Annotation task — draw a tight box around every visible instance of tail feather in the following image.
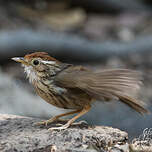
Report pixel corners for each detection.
[78,69,149,114]
[115,94,149,114]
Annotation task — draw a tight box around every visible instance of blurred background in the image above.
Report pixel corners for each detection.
[1,0,152,140]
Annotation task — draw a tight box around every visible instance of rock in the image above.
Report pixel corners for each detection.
[0,114,128,152]
[130,128,152,152]
[130,141,152,152]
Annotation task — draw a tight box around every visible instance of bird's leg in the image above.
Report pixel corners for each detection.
[48,104,91,130]
[36,109,81,126]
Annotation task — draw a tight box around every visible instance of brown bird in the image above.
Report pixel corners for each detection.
[12,52,148,130]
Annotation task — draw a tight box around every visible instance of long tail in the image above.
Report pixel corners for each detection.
[77,69,149,114]
[115,93,149,114]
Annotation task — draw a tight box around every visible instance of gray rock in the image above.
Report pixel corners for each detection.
[130,128,152,152]
[130,140,152,152]
[0,114,128,152]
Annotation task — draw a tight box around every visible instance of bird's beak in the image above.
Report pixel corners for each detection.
[11,57,28,65]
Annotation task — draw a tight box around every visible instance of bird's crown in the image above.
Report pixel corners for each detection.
[24,52,57,61]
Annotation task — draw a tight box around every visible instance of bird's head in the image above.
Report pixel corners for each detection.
[12,52,61,83]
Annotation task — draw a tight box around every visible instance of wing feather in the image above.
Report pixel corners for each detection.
[55,67,148,114]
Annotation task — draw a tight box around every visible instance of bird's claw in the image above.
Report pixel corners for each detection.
[35,117,58,126]
[34,120,50,126]
[48,123,70,131]
[34,118,70,127]
[72,120,88,125]
[57,118,70,122]
[55,123,63,126]
[48,120,88,131]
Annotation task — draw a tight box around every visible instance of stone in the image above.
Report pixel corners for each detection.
[0,114,128,152]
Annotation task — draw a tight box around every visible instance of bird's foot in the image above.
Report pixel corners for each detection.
[48,120,88,130]
[72,120,88,125]
[57,118,70,122]
[35,118,69,126]
[48,123,70,131]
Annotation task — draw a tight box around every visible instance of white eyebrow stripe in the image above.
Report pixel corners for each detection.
[41,61,56,64]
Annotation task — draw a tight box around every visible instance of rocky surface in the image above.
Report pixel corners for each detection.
[130,141,152,152]
[130,128,152,152]
[0,114,129,152]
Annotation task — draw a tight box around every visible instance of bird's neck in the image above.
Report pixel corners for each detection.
[23,63,71,84]
[23,65,38,84]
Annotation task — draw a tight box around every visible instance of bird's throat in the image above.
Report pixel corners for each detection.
[23,65,38,83]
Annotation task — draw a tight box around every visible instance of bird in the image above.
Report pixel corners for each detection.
[12,52,149,130]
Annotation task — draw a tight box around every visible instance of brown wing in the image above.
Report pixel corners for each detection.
[55,66,149,114]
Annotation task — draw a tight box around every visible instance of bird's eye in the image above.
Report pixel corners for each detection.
[32,59,39,66]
